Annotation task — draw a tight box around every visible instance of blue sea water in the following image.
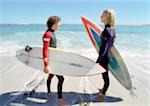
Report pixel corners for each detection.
[0,24,149,52]
[0,24,150,72]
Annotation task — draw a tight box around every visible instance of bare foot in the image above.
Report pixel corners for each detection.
[58,98,70,106]
[98,88,103,94]
[47,90,51,96]
[79,102,90,106]
[98,94,105,102]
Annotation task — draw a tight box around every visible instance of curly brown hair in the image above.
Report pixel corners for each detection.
[47,16,61,29]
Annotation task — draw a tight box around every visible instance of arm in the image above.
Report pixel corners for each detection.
[97,29,114,62]
[100,35,113,57]
[42,32,51,73]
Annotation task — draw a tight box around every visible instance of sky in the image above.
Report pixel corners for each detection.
[0,0,149,25]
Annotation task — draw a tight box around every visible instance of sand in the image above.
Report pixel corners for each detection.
[0,56,150,106]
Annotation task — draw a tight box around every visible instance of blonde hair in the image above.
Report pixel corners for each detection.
[103,9,116,27]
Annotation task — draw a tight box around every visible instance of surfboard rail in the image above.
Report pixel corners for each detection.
[81,16,132,90]
[16,46,106,77]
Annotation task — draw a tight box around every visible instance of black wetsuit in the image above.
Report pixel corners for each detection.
[96,24,116,94]
[43,29,64,99]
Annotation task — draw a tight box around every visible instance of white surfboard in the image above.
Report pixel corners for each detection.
[16,46,105,76]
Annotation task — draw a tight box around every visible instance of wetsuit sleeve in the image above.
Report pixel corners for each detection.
[99,29,114,59]
[42,32,51,67]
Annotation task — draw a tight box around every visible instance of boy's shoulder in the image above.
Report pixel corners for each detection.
[43,31,51,38]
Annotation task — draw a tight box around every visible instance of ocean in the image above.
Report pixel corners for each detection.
[0,24,150,106]
[0,24,150,73]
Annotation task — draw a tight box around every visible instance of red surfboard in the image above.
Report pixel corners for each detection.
[81,16,132,90]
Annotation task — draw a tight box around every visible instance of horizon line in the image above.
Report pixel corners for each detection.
[0,23,150,26]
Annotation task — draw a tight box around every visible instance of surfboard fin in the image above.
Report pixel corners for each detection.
[25,45,32,52]
[130,89,137,97]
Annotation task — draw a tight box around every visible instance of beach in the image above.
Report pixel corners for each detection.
[0,24,150,106]
[0,56,150,106]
